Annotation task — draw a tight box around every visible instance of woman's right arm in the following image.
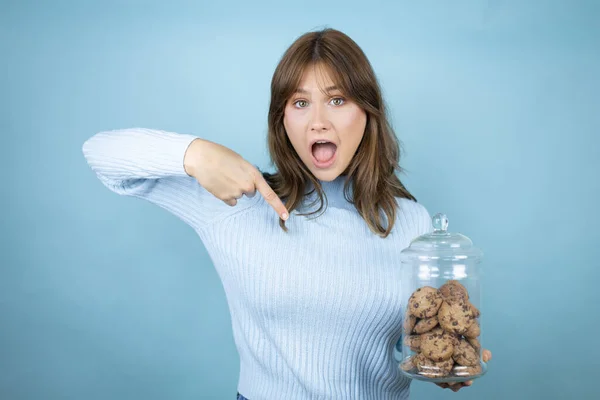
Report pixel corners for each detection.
[82,127,229,231]
[82,127,288,230]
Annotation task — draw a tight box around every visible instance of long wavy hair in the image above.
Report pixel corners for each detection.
[262,28,416,238]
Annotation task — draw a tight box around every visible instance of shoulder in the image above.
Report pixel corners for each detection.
[395,197,433,238]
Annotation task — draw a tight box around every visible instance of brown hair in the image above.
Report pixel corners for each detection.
[262,28,416,238]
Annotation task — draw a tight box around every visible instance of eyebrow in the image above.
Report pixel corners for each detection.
[294,85,340,94]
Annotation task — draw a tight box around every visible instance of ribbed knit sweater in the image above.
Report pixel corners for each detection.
[82,128,434,400]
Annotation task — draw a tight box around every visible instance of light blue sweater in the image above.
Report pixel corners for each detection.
[82,128,433,400]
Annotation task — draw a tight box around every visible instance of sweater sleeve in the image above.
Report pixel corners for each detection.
[82,127,217,230]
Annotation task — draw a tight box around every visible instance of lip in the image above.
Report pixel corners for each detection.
[309,138,338,148]
[309,138,338,169]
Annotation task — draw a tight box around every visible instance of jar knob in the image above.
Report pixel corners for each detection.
[432,213,449,232]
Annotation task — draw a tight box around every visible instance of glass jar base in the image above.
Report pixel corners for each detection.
[399,362,487,384]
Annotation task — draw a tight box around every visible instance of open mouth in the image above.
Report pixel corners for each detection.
[311,140,338,168]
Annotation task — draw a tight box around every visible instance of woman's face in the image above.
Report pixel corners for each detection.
[283,65,367,182]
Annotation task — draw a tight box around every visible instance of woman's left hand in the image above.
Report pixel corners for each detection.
[435,349,492,392]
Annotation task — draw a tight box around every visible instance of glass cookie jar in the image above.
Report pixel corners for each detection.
[397,213,487,383]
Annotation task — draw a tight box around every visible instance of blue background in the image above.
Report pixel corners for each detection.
[2,0,599,399]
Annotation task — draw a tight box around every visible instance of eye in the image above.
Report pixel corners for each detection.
[330,97,345,106]
[293,100,308,108]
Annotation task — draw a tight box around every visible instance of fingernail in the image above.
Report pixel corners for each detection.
[282,212,289,220]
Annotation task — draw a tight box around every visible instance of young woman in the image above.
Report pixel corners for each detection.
[83,28,491,399]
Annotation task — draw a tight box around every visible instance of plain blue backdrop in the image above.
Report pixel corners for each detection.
[1,1,599,399]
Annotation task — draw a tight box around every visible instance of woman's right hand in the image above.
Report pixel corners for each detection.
[184,138,289,220]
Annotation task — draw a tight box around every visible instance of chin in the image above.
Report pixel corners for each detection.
[310,167,343,182]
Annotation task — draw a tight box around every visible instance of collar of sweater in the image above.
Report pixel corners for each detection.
[297,175,355,213]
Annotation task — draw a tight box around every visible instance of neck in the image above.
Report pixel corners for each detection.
[300,175,354,212]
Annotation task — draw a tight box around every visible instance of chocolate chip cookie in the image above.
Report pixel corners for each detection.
[464,320,480,338]
[408,286,443,319]
[466,336,481,351]
[420,327,454,362]
[413,316,439,334]
[438,298,474,335]
[403,313,417,334]
[453,338,479,367]
[416,356,454,378]
[403,334,421,352]
[439,280,469,301]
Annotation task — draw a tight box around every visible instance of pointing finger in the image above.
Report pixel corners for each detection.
[252,169,289,220]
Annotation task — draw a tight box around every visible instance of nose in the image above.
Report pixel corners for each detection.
[309,103,331,132]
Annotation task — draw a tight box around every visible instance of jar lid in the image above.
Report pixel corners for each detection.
[400,213,483,262]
